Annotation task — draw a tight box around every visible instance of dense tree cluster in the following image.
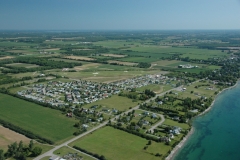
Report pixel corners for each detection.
[0,57,81,73]
[0,140,42,160]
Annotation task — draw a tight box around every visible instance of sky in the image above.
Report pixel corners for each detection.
[0,0,240,30]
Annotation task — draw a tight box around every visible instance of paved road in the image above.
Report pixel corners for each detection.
[35,86,183,160]
[149,114,165,133]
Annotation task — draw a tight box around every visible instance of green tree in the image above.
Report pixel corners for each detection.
[0,150,5,160]
[32,147,42,156]
[28,140,34,152]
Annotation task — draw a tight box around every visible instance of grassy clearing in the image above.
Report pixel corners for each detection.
[137,84,173,93]
[40,156,51,160]
[70,126,171,160]
[163,119,190,130]
[83,95,139,111]
[48,70,162,83]
[0,93,78,144]
[53,146,95,160]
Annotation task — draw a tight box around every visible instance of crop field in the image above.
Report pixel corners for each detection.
[128,46,228,60]
[0,93,78,144]
[118,57,160,63]
[0,56,14,60]
[0,125,30,151]
[6,63,40,68]
[70,126,171,160]
[108,60,138,66]
[93,40,141,48]
[83,95,139,111]
[53,146,95,160]
[0,42,37,47]
[65,56,95,61]
[43,40,81,45]
[102,53,126,57]
[50,58,90,64]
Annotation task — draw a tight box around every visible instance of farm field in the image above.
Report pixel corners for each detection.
[0,93,78,144]
[70,126,171,160]
[93,40,141,48]
[6,63,40,68]
[0,125,30,151]
[65,56,95,61]
[53,146,95,160]
[102,53,126,57]
[108,60,137,66]
[50,58,90,64]
[83,95,139,111]
[128,46,228,60]
[118,57,160,63]
[0,56,14,60]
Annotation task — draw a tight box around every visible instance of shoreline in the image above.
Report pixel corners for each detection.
[165,81,239,160]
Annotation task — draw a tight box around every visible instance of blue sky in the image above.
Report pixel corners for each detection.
[1,0,240,30]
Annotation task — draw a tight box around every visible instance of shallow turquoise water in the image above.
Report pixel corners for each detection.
[174,82,240,160]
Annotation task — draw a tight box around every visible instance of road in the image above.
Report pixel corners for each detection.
[34,86,183,160]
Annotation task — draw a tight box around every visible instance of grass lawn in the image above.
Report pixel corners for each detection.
[0,93,78,144]
[163,119,190,130]
[40,157,51,160]
[53,146,95,160]
[83,95,139,111]
[70,126,171,160]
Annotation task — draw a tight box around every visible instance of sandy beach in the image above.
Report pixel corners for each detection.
[165,81,239,160]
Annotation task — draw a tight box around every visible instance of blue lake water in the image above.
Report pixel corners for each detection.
[174,82,240,160]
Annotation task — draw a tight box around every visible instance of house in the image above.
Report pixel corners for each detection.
[169,133,174,139]
[158,101,163,105]
[82,124,89,128]
[152,113,158,118]
[49,156,60,160]
[112,108,118,114]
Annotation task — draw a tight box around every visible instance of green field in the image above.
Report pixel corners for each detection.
[119,57,160,63]
[93,40,141,48]
[53,146,95,160]
[163,119,190,130]
[6,63,40,68]
[70,126,171,160]
[128,46,228,60]
[83,95,139,111]
[48,70,162,83]
[0,93,78,144]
